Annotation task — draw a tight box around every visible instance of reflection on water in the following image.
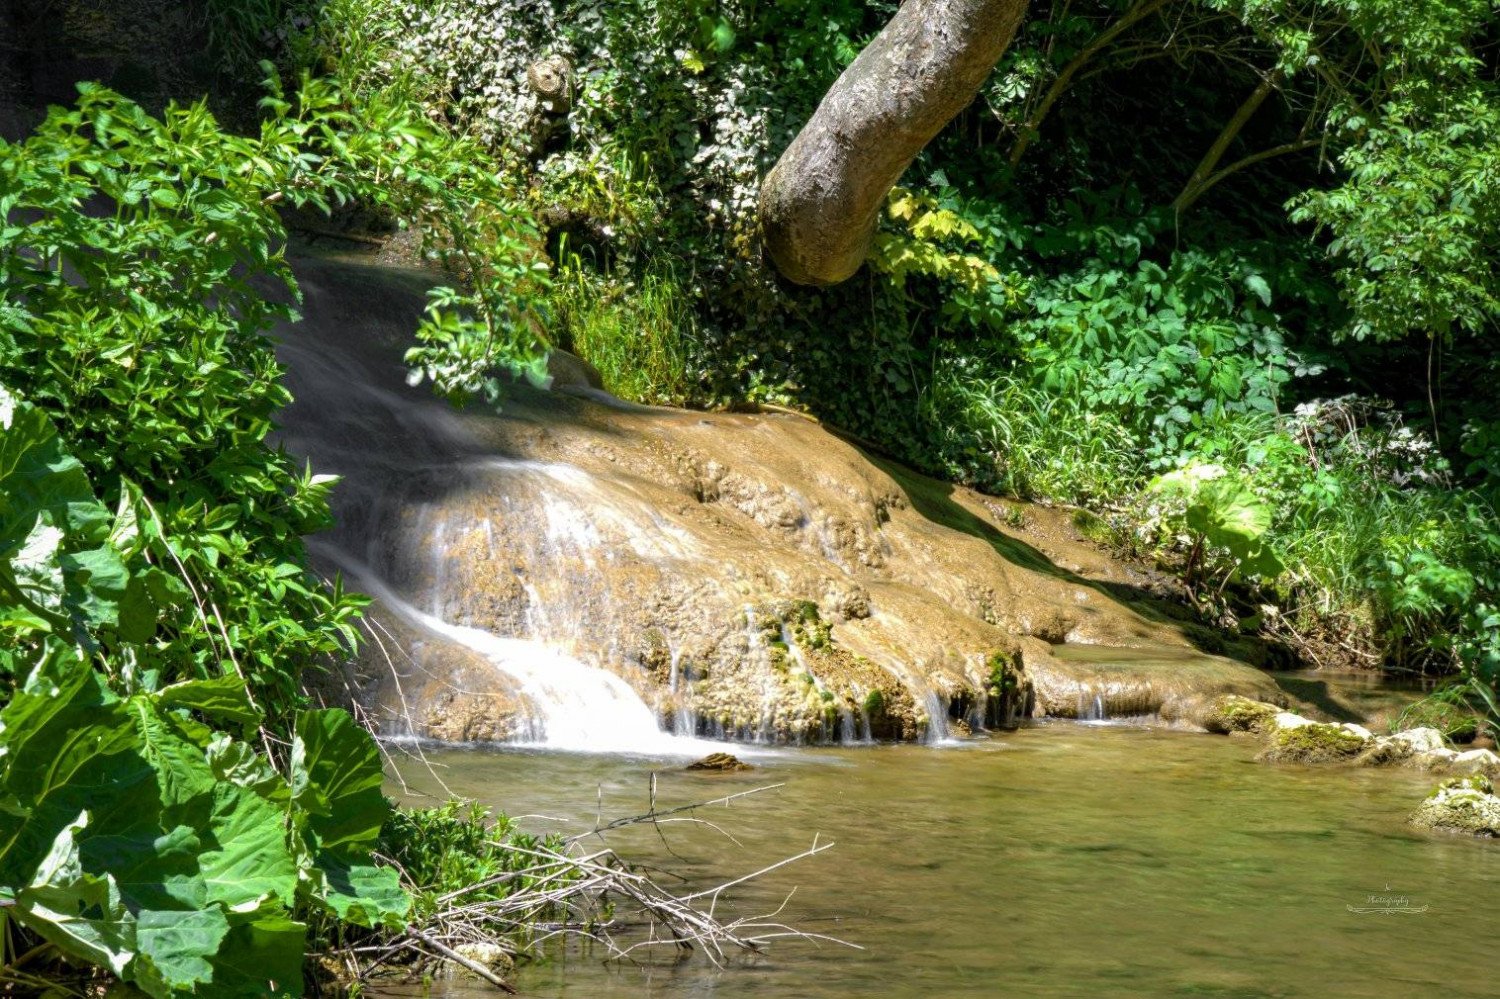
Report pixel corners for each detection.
[386,725,1498,998]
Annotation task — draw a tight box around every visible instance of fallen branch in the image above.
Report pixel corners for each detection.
[325,777,852,992]
[406,925,518,994]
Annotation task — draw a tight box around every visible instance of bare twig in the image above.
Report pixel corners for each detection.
[406,924,518,994]
[569,782,786,843]
[326,778,851,991]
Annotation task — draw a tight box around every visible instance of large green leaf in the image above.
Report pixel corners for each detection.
[124,698,298,913]
[1149,462,1283,581]
[134,906,232,996]
[3,812,135,977]
[1189,478,1273,550]
[291,708,390,856]
[196,779,300,913]
[317,857,410,930]
[0,385,127,635]
[157,675,262,729]
[205,907,307,999]
[0,656,306,996]
[290,709,411,930]
[0,656,148,886]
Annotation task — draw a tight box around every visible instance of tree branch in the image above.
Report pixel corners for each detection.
[1176,137,1322,211]
[1008,0,1174,165]
[1172,67,1284,213]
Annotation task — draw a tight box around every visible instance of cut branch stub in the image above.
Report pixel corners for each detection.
[528,56,573,114]
[758,0,1029,286]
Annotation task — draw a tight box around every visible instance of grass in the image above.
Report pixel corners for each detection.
[920,359,1145,504]
[550,263,698,405]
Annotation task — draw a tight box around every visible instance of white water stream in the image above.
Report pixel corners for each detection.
[317,547,724,755]
[276,290,728,755]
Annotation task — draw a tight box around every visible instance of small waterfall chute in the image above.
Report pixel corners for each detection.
[322,549,721,755]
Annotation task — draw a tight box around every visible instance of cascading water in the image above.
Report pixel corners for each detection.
[313,547,703,754]
[272,256,1292,749]
[273,267,717,755]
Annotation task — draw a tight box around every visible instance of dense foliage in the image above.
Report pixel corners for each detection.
[0,59,542,993]
[0,85,364,720]
[0,383,407,995]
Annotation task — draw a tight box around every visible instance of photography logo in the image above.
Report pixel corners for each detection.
[1346,885,1429,915]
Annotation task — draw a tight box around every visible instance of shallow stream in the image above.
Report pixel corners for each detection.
[385,723,1499,999]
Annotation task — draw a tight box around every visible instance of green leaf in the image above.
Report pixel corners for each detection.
[3,812,135,978]
[1194,479,1273,549]
[0,386,127,635]
[196,777,300,913]
[291,709,389,857]
[317,857,411,930]
[157,676,262,728]
[0,656,146,885]
[205,907,307,999]
[1244,273,1273,306]
[133,906,231,996]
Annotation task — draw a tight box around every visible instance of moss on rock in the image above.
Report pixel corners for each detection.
[1409,774,1500,837]
[1257,722,1369,764]
[686,752,753,773]
[1203,695,1282,735]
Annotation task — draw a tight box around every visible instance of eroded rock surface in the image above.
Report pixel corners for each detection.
[1410,775,1500,837]
[277,256,1287,746]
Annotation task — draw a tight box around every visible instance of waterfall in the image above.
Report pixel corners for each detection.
[274,273,720,754]
[322,548,711,754]
[271,257,1289,750]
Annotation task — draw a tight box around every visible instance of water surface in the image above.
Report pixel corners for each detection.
[387,725,1498,998]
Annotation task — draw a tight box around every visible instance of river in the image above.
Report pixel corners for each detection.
[383,721,1498,998]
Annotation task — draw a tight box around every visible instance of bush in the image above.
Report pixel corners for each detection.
[0,66,557,995]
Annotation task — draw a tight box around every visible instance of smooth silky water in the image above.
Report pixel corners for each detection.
[382,725,1499,999]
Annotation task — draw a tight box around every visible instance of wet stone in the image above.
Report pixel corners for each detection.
[686,752,753,772]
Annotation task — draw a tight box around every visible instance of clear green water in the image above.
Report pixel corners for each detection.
[386,724,1499,999]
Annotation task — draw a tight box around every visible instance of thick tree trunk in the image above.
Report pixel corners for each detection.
[759,0,1029,286]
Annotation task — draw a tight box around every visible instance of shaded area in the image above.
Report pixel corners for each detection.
[1272,671,1433,729]
[870,454,1271,665]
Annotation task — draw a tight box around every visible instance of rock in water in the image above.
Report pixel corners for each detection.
[686,753,753,773]
[1354,727,1454,769]
[449,942,516,981]
[1410,774,1500,837]
[1201,694,1282,735]
[1257,719,1371,764]
[1454,748,1500,776]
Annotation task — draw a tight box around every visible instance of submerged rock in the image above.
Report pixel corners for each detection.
[686,752,753,773]
[1409,774,1500,837]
